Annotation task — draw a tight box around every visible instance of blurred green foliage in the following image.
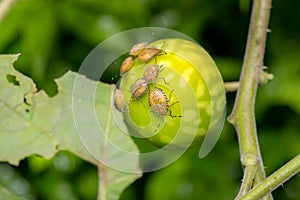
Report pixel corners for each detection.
[0,0,299,199]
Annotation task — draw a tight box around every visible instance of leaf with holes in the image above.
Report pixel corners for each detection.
[0,54,141,200]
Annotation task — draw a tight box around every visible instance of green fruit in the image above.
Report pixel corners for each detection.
[119,38,226,149]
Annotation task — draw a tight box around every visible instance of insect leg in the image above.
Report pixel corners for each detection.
[168,110,182,118]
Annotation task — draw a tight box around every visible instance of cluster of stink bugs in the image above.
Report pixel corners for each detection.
[114,41,182,132]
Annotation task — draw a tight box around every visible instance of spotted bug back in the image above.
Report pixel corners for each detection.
[120,56,134,75]
[130,78,148,100]
[129,41,149,56]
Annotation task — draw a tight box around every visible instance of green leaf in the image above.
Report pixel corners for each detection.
[0,185,27,200]
[0,54,55,163]
[0,54,141,200]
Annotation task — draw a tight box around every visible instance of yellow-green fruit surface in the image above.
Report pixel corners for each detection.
[119,38,226,149]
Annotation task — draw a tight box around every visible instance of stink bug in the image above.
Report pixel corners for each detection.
[148,88,182,132]
[148,88,181,117]
[130,78,148,100]
[148,88,169,116]
[143,64,168,85]
[120,56,134,75]
[137,42,166,63]
[137,48,164,63]
[114,88,125,112]
[129,41,148,56]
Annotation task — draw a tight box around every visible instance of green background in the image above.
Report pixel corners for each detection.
[0,0,299,199]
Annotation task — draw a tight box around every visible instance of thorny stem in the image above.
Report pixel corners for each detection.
[227,0,272,199]
[236,164,257,199]
[241,155,300,200]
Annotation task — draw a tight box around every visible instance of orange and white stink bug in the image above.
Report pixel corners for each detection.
[130,78,148,100]
[129,41,149,56]
[143,64,168,84]
[143,64,160,83]
[137,41,166,63]
[120,56,134,75]
[137,48,163,62]
[114,88,125,111]
[148,88,182,132]
[148,88,181,118]
[148,88,169,116]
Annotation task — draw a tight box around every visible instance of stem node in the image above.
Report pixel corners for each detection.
[241,152,258,166]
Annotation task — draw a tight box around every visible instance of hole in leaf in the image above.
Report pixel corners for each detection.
[6,74,20,86]
[23,95,31,105]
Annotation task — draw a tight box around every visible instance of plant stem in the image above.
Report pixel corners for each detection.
[235,164,257,199]
[240,155,300,200]
[224,81,239,92]
[227,0,272,198]
[224,71,273,92]
[97,163,107,200]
